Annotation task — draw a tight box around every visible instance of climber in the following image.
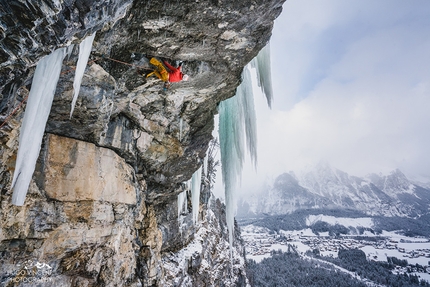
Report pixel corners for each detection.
[145,57,189,88]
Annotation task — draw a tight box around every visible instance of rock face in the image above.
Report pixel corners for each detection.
[0,0,284,286]
[43,134,137,204]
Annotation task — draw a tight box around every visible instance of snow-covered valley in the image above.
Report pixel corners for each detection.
[241,215,430,284]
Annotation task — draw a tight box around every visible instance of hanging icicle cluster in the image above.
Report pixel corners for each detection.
[218,43,273,251]
[251,43,273,108]
[11,48,69,206]
[177,166,202,227]
[11,33,96,206]
[218,65,258,251]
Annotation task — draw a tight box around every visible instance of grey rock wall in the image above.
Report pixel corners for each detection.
[0,0,285,285]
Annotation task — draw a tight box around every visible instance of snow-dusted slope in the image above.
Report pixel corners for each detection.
[366,169,416,197]
[161,200,249,287]
[297,161,396,215]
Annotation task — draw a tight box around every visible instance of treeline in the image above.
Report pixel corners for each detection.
[311,221,350,236]
[246,248,367,287]
[373,216,430,237]
[310,249,430,287]
[244,208,430,237]
[244,208,368,232]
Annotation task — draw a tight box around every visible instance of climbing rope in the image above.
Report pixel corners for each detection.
[60,58,98,75]
[0,55,152,130]
[0,94,30,130]
[100,55,152,70]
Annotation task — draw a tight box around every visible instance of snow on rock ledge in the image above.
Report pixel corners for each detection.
[161,200,249,286]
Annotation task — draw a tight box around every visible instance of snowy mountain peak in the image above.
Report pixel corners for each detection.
[366,169,415,196]
[298,161,355,199]
[239,165,430,218]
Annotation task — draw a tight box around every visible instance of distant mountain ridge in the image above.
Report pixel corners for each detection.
[237,162,430,217]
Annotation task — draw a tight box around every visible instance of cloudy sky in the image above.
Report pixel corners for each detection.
[221,0,430,196]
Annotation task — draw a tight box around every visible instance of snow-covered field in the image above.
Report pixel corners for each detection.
[241,223,430,283]
[379,230,429,242]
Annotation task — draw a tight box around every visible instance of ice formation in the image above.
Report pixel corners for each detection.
[177,190,188,218]
[65,44,74,60]
[203,153,209,178]
[238,66,258,167]
[11,47,68,206]
[218,65,257,251]
[70,32,96,118]
[191,166,202,223]
[251,43,273,108]
[179,117,183,141]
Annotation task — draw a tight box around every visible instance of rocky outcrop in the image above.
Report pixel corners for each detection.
[160,199,248,287]
[0,0,284,285]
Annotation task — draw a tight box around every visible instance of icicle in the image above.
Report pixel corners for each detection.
[65,44,74,60]
[203,153,209,178]
[70,32,96,118]
[218,65,258,254]
[177,189,187,235]
[191,166,202,224]
[219,98,242,254]
[177,190,187,218]
[251,43,273,108]
[238,67,257,166]
[179,117,183,141]
[11,47,68,206]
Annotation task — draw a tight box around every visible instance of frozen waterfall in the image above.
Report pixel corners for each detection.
[218,65,257,251]
[191,167,202,223]
[238,66,258,167]
[251,43,273,108]
[70,32,96,118]
[11,47,68,206]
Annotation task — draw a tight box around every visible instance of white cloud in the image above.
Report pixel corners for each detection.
[237,0,430,195]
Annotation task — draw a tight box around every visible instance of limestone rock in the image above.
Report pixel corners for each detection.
[43,134,137,205]
[0,0,285,285]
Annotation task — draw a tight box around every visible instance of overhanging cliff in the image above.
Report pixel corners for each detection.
[0,0,285,286]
